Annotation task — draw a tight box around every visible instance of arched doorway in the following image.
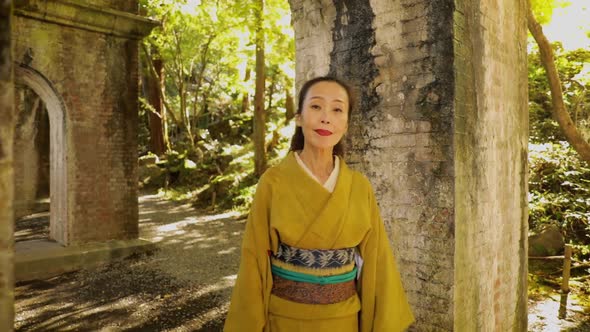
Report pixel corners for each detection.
[15,64,68,245]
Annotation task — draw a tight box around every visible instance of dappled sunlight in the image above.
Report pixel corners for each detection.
[529,294,589,331]
[218,247,238,255]
[15,229,35,238]
[138,191,244,244]
[223,274,237,281]
[156,221,192,232]
[195,302,232,329]
[15,212,49,242]
[185,236,207,244]
[15,192,246,330]
[193,278,235,298]
[201,211,242,221]
[543,1,590,51]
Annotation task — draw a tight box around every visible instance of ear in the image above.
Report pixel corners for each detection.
[295,113,302,127]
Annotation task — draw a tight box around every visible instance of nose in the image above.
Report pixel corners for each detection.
[320,110,331,124]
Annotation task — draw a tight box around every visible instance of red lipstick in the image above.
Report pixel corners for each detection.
[315,129,333,136]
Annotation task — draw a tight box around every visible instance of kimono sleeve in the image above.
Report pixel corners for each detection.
[358,187,414,332]
[223,175,273,332]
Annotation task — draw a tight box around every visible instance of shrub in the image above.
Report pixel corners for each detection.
[528,141,590,250]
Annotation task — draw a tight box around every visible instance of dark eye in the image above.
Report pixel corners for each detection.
[311,104,321,110]
[334,108,343,113]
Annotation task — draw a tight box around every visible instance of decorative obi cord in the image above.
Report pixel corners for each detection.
[270,243,360,304]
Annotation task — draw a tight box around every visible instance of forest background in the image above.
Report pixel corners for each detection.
[137,0,590,294]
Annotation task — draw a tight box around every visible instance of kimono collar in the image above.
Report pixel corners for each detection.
[294,151,340,192]
[280,152,354,248]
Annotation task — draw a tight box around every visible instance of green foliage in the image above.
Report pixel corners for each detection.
[528,42,590,142]
[528,142,590,249]
[527,2,590,259]
[138,0,295,209]
[140,0,294,150]
[137,97,153,156]
[210,146,257,208]
[153,150,198,186]
[530,0,571,25]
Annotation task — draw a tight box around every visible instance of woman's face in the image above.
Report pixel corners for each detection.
[296,81,349,152]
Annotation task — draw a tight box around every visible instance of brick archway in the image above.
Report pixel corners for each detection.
[15,65,68,245]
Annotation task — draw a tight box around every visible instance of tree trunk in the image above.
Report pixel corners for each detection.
[172,30,194,148]
[0,1,14,329]
[191,34,214,127]
[146,58,166,155]
[141,43,180,131]
[267,80,274,112]
[179,81,194,147]
[253,0,267,176]
[241,68,251,114]
[527,2,590,164]
[160,63,171,151]
[285,89,295,124]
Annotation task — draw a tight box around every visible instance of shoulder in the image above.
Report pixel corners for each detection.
[253,171,276,200]
[259,152,297,185]
[254,159,287,195]
[341,161,374,193]
[352,170,372,188]
[354,171,377,204]
[258,163,282,187]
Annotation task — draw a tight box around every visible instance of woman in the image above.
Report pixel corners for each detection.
[224,77,414,331]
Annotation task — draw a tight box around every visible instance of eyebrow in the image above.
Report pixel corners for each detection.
[309,96,345,103]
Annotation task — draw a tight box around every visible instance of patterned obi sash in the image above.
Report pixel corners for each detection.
[270,243,358,304]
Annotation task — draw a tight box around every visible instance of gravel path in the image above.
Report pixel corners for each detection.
[15,193,245,331]
[14,193,589,331]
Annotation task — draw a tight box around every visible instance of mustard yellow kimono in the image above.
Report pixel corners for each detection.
[224,152,414,332]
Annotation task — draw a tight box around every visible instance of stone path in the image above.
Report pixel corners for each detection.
[15,193,245,331]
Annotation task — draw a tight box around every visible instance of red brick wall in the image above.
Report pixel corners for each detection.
[13,14,139,244]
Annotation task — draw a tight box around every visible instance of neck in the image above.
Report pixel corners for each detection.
[297,147,334,182]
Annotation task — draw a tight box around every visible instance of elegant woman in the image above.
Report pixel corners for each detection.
[224,76,414,332]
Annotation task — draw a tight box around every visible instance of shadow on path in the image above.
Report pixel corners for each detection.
[15,193,246,331]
